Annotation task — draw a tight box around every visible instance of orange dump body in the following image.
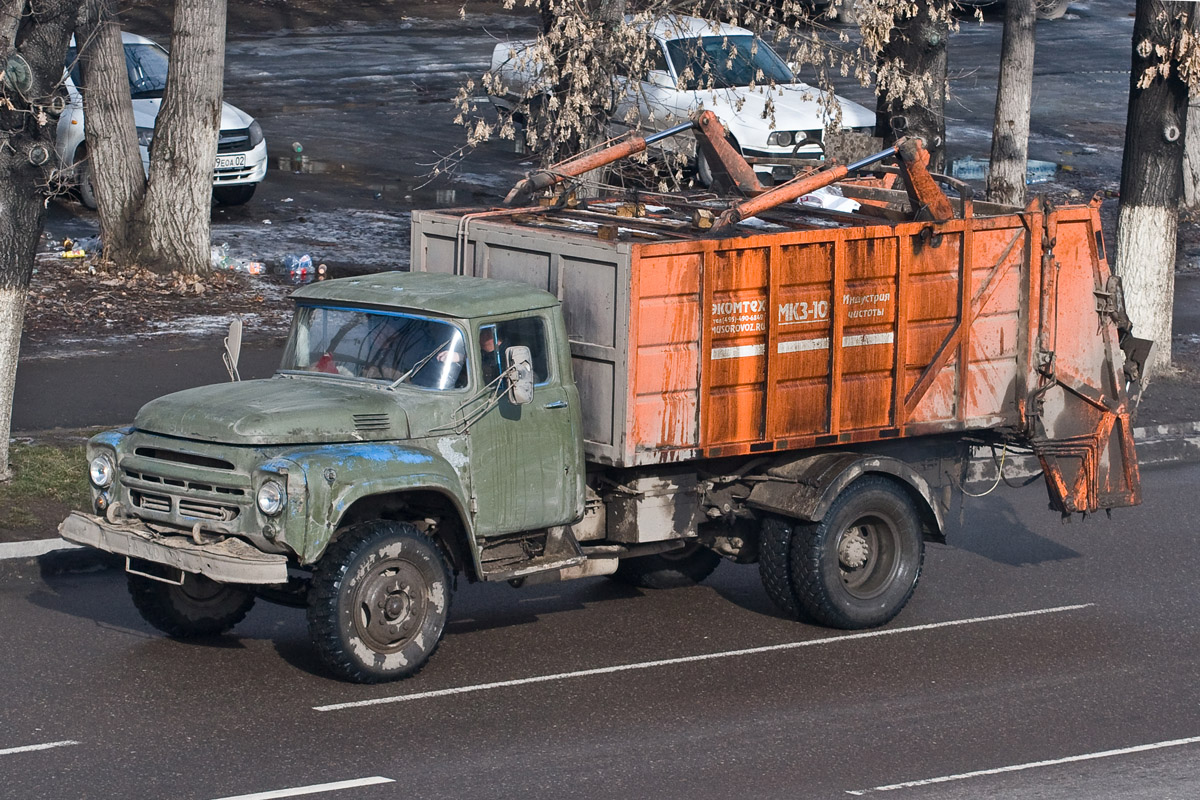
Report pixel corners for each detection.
[412,185,1140,514]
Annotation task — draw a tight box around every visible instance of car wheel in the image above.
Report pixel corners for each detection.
[307,520,452,684]
[127,570,256,637]
[77,158,98,210]
[610,542,721,589]
[788,477,924,629]
[1035,0,1070,19]
[695,133,742,190]
[213,184,257,206]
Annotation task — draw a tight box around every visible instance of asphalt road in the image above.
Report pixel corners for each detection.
[2,460,1197,799]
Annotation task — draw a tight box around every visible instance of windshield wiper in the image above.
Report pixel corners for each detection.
[388,339,453,389]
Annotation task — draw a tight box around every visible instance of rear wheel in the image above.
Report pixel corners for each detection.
[127,571,256,637]
[307,520,452,683]
[611,543,721,589]
[789,477,924,629]
[758,515,802,618]
[213,183,256,206]
[1035,0,1070,19]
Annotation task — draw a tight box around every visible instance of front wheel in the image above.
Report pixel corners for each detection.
[610,542,721,589]
[307,521,452,683]
[789,477,924,629]
[127,571,256,637]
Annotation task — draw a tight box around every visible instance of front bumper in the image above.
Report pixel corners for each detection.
[59,511,288,585]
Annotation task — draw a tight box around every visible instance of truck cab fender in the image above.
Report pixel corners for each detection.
[745,452,946,541]
[277,442,473,564]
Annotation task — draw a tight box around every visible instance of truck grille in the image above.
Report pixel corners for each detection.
[131,490,171,514]
[124,467,246,497]
[130,490,240,522]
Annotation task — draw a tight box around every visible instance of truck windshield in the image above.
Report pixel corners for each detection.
[280,306,468,390]
[665,35,794,90]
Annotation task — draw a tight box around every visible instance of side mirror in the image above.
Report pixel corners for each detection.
[223,318,242,382]
[504,345,534,405]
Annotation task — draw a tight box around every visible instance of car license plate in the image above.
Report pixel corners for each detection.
[215,154,246,169]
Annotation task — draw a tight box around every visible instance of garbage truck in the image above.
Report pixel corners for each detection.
[61,114,1145,683]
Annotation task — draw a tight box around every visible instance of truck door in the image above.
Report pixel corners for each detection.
[468,315,583,535]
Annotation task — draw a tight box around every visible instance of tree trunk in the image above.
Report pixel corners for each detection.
[1116,0,1191,377]
[874,0,949,172]
[0,0,82,480]
[1183,98,1200,209]
[986,0,1035,206]
[129,0,227,275]
[76,0,147,262]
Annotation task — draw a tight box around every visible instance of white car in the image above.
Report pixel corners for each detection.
[57,32,268,208]
[487,15,876,186]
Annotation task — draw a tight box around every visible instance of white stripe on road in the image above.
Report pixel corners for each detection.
[209,776,394,800]
[0,740,80,756]
[845,735,1200,795]
[0,538,81,560]
[314,604,1091,712]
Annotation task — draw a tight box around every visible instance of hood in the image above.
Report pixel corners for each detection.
[693,84,874,148]
[134,378,411,445]
[130,99,255,131]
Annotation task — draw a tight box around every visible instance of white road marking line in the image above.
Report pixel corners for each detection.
[844,735,1200,795]
[0,538,82,560]
[209,776,394,800]
[0,740,80,756]
[313,603,1091,712]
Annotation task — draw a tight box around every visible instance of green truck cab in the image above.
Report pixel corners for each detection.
[61,271,591,682]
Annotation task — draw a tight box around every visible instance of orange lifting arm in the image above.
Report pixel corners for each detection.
[503,110,763,206]
[711,136,955,233]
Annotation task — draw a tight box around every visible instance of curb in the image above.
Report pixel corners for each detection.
[4,422,1200,581]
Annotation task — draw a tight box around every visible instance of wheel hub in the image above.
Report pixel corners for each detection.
[355,561,428,652]
[838,527,870,570]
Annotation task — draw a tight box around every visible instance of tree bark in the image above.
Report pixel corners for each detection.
[1116,0,1191,377]
[76,0,146,261]
[874,0,949,172]
[986,0,1035,206]
[129,0,227,274]
[0,0,82,480]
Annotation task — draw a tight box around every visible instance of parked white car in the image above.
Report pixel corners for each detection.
[487,15,875,186]
[57,32,268,208]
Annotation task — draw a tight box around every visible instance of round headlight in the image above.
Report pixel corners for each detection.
[89,454,115,488]
[768,130,794,147]
[257,479,287,516]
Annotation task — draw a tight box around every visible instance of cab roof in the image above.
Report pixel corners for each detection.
[290,270,560,319]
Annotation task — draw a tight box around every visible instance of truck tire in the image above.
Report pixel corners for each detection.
[307,520,452,684]
[788,477,923,629]
[127,572,256,637]
[758,515,803,619]
[610,543,721,589]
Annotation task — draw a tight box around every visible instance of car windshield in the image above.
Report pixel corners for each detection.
[665,35,794,90]
[125,42,170,98]
[280,306,468,390]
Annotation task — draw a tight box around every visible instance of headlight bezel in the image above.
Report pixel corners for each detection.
[248,120,264,148]
[89,453,115,489]
[256,479,287,516]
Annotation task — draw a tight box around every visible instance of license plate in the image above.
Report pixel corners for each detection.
[215,154,246,169]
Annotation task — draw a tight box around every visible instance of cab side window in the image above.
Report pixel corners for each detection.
[480,317,551,385]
